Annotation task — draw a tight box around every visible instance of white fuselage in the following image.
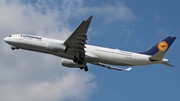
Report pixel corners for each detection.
[4,34,166,67]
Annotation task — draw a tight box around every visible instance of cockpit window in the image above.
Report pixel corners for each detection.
[8,35,12,37]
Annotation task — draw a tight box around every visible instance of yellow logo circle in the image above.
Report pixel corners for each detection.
[158,41,168,51]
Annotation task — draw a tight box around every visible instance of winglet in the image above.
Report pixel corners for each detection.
[86,16,93,21]
[125,67,132,71]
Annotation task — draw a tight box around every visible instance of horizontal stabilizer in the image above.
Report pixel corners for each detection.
[149,51,166,61]
[162,62,175,67]
[93,62,132,71]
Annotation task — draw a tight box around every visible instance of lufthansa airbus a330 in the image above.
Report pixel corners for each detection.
[4,16,176,72]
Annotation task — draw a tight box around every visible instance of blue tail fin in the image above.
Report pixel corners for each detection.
[140,36,176,55]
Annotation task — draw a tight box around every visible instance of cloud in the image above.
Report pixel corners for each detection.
[0,71,96,101]
[155,27,170,37]
[92,3,135,23]
[0,0,136,101]
[154,12,161,23]
[0,0,96,101]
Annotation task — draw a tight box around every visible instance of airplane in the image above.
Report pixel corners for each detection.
[4,16,176,72]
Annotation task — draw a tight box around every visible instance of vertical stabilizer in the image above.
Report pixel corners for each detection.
[140,36,176,61]
[140,36,176,55]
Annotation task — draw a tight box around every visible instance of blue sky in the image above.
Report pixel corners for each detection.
[0,0,180,101]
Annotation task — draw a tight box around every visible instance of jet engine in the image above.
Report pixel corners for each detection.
[61,58,84,68]
[46,42,66,52]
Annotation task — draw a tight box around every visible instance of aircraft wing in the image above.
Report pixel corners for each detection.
[93,62,132,71]
[64,16,93,58]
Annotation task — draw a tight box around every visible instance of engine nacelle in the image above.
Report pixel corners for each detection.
[62,58,84,68]
[46,42,66,52]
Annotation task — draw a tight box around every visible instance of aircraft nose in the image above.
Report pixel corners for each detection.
[4,37,8,42]
[4,37,11,43]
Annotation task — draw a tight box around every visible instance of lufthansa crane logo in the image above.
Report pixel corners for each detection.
[158,41,168,51]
